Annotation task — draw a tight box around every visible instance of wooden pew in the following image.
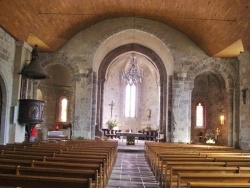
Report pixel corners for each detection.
[0,173,93,188]
[31,160,106,187]
[0,164,101,188]
[177,173,250,188]
[0,140,118,187]
[0,158,33,166]
[1,149,111,178]
[169,166,240,188]
[16,166,101,188]
[187,182,250,188]
[156,157,215,181]
[161,161,226,188]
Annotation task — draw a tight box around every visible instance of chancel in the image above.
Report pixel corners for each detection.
[0,1,250,187]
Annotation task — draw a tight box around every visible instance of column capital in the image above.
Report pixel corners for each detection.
[15,41,33,52]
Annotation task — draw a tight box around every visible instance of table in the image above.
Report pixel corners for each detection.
[116,132,147,145]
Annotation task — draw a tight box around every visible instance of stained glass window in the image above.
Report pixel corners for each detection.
[59,97,68,122]
[125,83,136,117]
[196,103,204,127]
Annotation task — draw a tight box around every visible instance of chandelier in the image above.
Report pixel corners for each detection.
[122,56,144,84]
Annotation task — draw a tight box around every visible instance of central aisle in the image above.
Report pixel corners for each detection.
[107,140,159,188]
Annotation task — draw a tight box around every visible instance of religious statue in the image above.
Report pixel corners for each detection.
[215,128,220,140]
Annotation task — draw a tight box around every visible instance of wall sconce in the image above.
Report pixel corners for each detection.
[220,115,225,125]
[147,109,151,119]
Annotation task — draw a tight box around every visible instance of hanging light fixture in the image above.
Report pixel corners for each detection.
[21,45,51,79]
[122,55,144,84]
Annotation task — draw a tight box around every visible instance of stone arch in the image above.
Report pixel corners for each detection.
[40,55,80,82]
[187,58,237,91]
[97,43,168,134]
[0,73,9,144]
[93,28,174,77]
[187,57,238,146]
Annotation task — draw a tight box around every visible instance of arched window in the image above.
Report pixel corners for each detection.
[196,103,205,127]
[125,83,136,117]
[58,97,68,122]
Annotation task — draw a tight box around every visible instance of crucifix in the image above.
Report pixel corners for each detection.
[109,101,115,118]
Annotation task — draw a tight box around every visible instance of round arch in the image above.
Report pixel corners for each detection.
[0,74,9,144]
[97,43,169,134]
[187,58,238,147]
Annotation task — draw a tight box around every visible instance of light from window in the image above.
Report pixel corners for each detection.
[60,98,68,122]
[196,103,203,127]
[125,84,136,117]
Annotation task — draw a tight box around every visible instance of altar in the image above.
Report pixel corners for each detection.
[116,132,147,145]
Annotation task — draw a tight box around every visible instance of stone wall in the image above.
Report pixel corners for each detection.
[102,57,159,132]
[0,28,15,144]
[191,73,228,145]
[238,51,250,150]
[37,84,74,140]
[37,17,240,145]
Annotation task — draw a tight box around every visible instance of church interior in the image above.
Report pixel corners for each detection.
[0,1,250,187]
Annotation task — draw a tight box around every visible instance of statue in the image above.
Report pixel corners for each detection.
[215,128,220,140]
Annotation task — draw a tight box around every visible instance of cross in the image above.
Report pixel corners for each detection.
[109,101,115,118]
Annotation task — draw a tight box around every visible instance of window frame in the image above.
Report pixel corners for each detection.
[195,102,206,129]
[57,96,68,123]
[124,83,137,118]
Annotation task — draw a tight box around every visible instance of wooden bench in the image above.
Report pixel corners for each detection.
[0,140,117,187]
[187,182,250,188]
[0,164,101,188]
[178,173,250,188]
[169,166,240,188]
[160,161,226,188]
[0,173,93,188]
[31,160,106,187]
[16,165,101,188]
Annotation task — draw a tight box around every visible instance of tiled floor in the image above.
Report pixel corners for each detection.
[107,140,159,188]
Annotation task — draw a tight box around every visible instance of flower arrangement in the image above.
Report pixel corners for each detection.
[204,129,216,144]
[106,119,118,130]
[205,129,214,140]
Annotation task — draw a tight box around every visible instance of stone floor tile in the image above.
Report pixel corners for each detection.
[107,140,159,188]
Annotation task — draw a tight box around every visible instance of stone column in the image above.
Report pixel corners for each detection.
[73,69,94,139]
[172,75,192,143]
[10,41,32,143]
[238,51,250,150]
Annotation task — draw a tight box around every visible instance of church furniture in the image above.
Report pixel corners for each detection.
[116,132,147,145]
[169,166,242,188]
[0,140,118,188]
[102,129,121,139]
[144,142,250,187]
[0,173,93,188]
[140,130,158,141]
[187,182,250,188]
[0,164,100,188]
[16,166,101,188]
[47,130,68,141]
[162,161,227,188]
[227,162,250,167]
[178,173,250,188]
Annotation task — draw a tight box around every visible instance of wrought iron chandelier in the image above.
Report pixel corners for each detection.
[122,56,144,84]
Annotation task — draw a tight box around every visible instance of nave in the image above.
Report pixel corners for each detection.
[108,141,159,188]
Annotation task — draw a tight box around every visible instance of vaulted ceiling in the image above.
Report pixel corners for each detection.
[0,0,249,57]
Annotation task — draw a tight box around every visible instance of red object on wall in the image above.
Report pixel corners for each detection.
[55,125,60,130]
